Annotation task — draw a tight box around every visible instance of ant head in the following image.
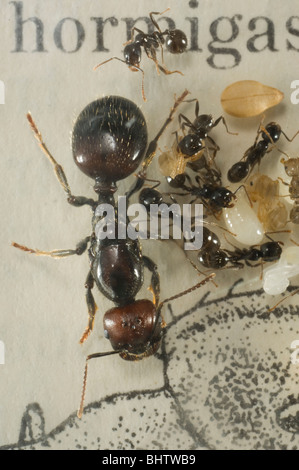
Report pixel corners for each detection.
[165,29,188,54]
[139,187,163,211]
[103,299,163,361]
[211,188,236,209]
[260,241,283,262]
[281,157,299,176]
[166,173,187,188]
[262,122,281,143]
[178,133,204,156]
[193,114,213,133]
[124,42,142,68]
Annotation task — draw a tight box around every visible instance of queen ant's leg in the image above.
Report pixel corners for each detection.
[126,89,190,199]
[143,256,160,306]
[79,270,98,344]
[12,236,91,258]
[27,114,96,209]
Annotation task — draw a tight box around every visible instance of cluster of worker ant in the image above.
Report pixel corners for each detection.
[12,10,299,419]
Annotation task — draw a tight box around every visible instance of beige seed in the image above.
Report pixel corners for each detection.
[221,80,284,117]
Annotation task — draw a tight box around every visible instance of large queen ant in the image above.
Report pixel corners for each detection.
[12,90,215,419]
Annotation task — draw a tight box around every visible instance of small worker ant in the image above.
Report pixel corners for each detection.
[198,238,283,272]
[165,172,236,217]
[159,98,236,183]
[227,121,299,183]
[94,10,188,101]
[177,99,235,163]
[12,91,215,419]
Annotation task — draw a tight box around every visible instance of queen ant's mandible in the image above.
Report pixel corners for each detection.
[94,9,188,101]
[12,91,215,419]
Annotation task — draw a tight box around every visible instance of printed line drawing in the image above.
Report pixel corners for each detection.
[1,281,299,450]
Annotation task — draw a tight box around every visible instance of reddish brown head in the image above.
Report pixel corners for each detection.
[103,299,162,361]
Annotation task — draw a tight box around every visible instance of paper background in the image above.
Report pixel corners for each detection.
[1,0,299,450]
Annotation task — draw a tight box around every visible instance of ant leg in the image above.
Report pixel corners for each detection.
[178,113,194,133]
[142,90,190,172]
[213,116,238,135]
[79,271,98,344]
[269,287,299,312]
[12,236,90,258]
[144,47,183,77]
[143,46,161,75]
[281,128,299,142]
[149,9,170,32]
[123,27,144,46]
[143,256,160,306]
[94,58,146,102]
[27,114,96,209]
[126,89,190,198]
[158,64,184,76]
[234,184,253,207]
[77,349,121,419]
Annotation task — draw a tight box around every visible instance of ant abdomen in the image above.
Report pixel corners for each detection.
[227,161,250,183]
[139,187,164,210]
[198,248,229,269]
[165,29,188,54]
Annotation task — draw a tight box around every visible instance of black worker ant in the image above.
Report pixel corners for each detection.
[12,91,215,419]
[198,237,283,272]
[165,172,236,217]
[227,121,299,183]
[158,98,236,184]
[177,98,235,165]
[94,9,188,101]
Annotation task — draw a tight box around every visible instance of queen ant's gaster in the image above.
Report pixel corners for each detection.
[94,10,188,101]
[12,91,215,419]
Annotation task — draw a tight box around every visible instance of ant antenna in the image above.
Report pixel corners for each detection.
[93,58,146,102]
[151,273,216,343]
[78,350,121,419]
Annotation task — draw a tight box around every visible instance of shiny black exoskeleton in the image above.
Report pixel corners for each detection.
[227,122,296,183]
[168,173,236,213]
[94,11,188,101]
[14,91,215,418]
[177,99,233,171]
[198,240,282,270]
[123,10,187,70]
